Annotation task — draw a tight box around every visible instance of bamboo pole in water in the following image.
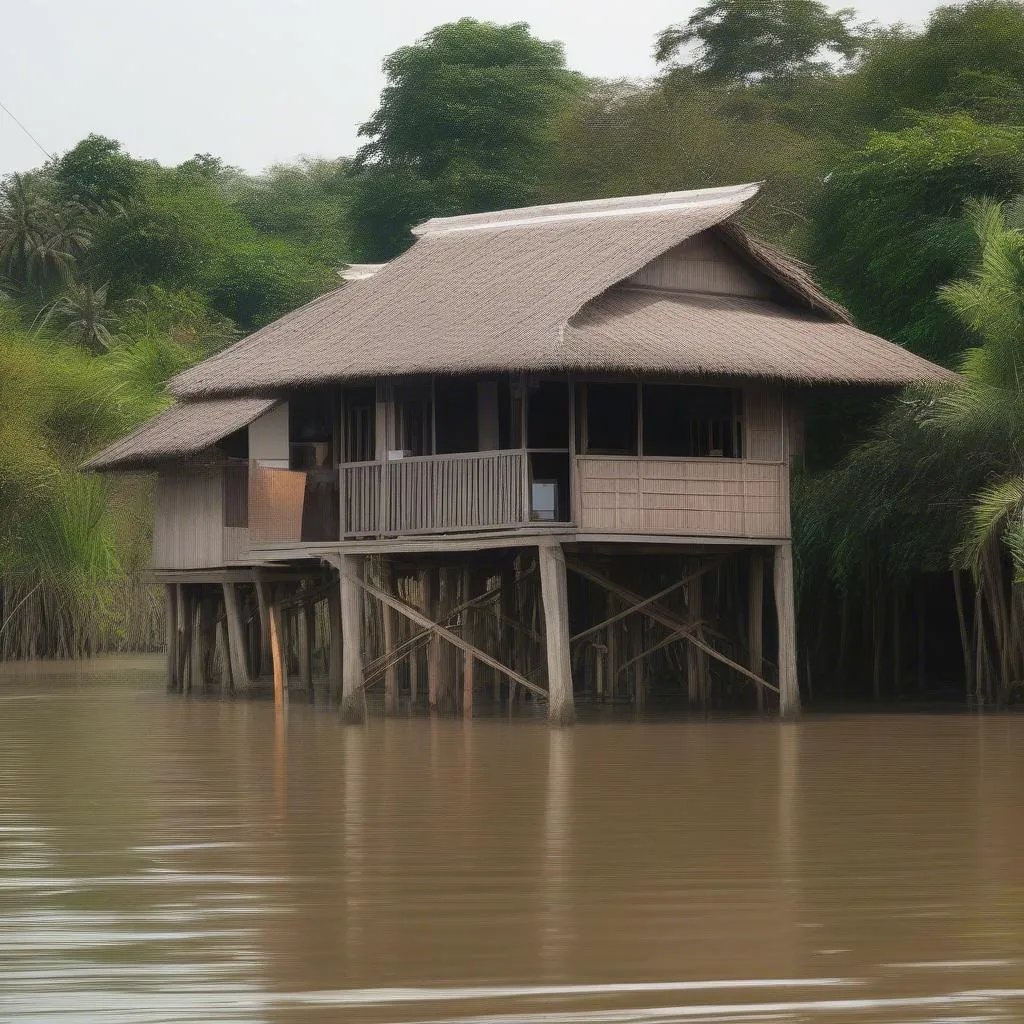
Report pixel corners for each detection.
[748,551,764,713]
[774,543,801,718]
[269,600,286,708]
[165,584,178,692]
[382,562,398,715]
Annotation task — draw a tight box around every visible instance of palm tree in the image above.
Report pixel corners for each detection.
[44,281,118,352]
[0,173,91,287]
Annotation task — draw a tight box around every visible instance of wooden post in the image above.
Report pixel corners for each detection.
[632,617,647,708]
[164,584,178,692]
[423,567,441,709]
[686,567,707,708]
[382,562,398,715]
[538,540,575,726]
[269,600,287,707]
[328,581,343,705]
[461,566,473,717]
[222,582,252,691]
[217,616,234,695]
[339,553,366,724]
[179,585,193,694]
[254,571,272,677]
[748,551,765,712]
[773,542,800,718]
[298,602,314,701]
[193,590,215,694]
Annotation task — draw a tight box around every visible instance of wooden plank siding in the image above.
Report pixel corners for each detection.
[576,458,787,538]
[153,469,226,569]
[575,386,790,539]
[624,232,774,299]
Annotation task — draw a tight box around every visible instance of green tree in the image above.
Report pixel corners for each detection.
[808,115,1024,368]
[349,18,582,259]
[655,0,862,82]
[52,134,142,209]
[0,174,89,288]
[44,281,118,352]
[847,1,1024,128]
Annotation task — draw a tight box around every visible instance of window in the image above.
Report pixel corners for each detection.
[581,382,638,456]
[434,378,479,454]
[290,390,335,469]
[343,387,375,463]
[642,385,741,458]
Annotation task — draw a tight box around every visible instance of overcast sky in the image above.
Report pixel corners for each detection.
[1,0,941,179]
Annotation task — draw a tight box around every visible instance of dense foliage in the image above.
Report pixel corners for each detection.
[4,3,1024,695]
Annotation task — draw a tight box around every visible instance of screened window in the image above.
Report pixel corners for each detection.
[642,385,742,458]
[581,382,638,455]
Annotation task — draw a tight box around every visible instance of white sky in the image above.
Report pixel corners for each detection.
[1,0,941,178]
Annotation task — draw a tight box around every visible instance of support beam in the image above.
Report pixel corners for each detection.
[339,553,366,724]
[686,569,707,707]
[254,571,272,678]
[748,551,765,712]
[298,602,314,701]
[164,584,178,692]
[222,582,252,691]
[217,617,234,695]
[269,600,287,708]
[773,542,800,718]
[567,559,778,699]
[382,563,398,715]
[328,582,342,705]
[332,561,547,700]
[538,540,575,726]
[422,568,441,708]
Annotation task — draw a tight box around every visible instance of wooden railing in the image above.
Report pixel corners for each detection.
[342,450,528,537]
[341,461,382,537]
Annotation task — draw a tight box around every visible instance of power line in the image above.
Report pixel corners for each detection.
[0,98,52,161]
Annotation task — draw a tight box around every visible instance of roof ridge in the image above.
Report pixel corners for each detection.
[412,183,762,237]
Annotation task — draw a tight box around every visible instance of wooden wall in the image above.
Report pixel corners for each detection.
[153,468,225,569]
[625,231,774,299]
[249,402,289,469]
[575,385,790,540]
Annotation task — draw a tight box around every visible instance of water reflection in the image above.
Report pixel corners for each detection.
[1,662,1024,1023]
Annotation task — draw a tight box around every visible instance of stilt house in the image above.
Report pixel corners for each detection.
[87,183,952,722]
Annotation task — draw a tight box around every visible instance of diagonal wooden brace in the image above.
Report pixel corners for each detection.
[330,559,548,701]
[566,559,779,697]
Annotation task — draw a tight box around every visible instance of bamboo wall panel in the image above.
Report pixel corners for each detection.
[577,458,788,538]
[153,469,224,569]
[221,526,250,563]
[744,386,785,462]
[249,462,306,543]
[626,232,774,298]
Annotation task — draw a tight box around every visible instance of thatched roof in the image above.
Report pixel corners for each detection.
[564,288,954,383]
[84,397,276,472]
[167,182,951,399]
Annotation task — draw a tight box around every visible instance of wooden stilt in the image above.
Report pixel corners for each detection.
[748,551,765,712]
[165,584,178,692]
[339,553,366,724]
[423,567,441,709]
[222,582,252,691]
[217,616,234,695]
[298,601,314,701]
[382,562,398,715]
[632,616,648,708]
[180,585,193,694]
[538,540,575,726]
[328,581,343,705]
[686,567,708,708]
[269,599,287,707]
[254,571,272,678]
[175,583,188,693]
[461,566,474,716]
[773,542,800,718]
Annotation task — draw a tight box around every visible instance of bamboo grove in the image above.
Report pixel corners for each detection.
[4,0,1024,705]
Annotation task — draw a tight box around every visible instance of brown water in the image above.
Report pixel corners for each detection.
[2,657,1024,1023]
